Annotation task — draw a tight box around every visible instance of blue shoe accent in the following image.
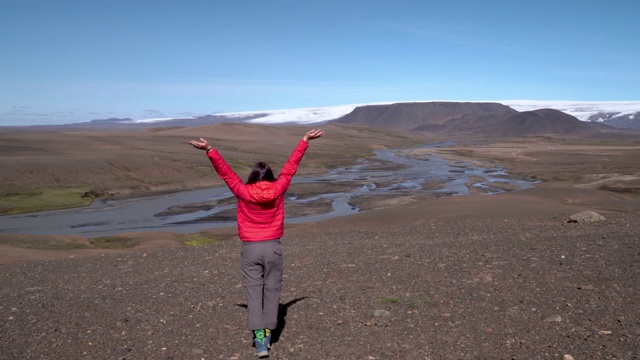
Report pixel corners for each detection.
[254,337,269,358]
[265,333,271,350]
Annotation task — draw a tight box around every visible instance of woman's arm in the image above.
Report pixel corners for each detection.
[189,137,248,199]
[276,129,325,193]
[280,129,324,177]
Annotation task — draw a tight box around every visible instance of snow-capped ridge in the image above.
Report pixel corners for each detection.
[127,100,640,126]
[498,100,640,122]
[218,103,384,125]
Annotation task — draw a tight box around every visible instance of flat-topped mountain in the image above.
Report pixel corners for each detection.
[334,102,516,131]
[423,108,598,137]
[333,102,600,136]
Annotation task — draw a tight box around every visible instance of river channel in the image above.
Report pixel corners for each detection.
[0,143,537,238]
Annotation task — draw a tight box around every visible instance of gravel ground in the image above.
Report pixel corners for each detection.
[1,211,639,359]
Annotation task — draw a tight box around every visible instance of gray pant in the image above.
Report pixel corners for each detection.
[240,240,283,330]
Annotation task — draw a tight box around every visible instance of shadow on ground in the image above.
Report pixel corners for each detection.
[236,296,309,344]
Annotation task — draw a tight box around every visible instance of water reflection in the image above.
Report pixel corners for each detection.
[0,144,537,238]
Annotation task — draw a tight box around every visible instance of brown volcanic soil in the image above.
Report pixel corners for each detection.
[1,127,640,359]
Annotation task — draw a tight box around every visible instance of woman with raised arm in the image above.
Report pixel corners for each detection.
[189,129,324,358]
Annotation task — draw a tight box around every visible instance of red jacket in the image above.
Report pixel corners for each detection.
[206,140,309,241]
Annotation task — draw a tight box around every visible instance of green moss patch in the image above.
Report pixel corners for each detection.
[179,234,217,246]
[0,234,89,250]
[89,236,141,249]
[0,185,96,215]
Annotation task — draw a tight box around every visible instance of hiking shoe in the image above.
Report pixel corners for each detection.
[254,337,269,358]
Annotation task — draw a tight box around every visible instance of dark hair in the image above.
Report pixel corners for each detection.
[246,161,276,184]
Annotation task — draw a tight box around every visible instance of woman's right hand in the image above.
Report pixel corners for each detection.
[189,138,212,151]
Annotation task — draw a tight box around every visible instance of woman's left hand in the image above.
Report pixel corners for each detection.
[303,129,324,142]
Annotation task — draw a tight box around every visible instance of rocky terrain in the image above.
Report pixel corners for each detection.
[1,119,640,359]
[1,186,639,359]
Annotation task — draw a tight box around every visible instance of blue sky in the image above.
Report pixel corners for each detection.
[1,0,639,125]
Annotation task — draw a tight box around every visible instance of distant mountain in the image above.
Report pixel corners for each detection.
[17,100,640,135]
[333,102,515,131]
[27,114,264,130]
[419,108,597,137]
[242,101,640,131]
[588,111,640,130]
[132,114,266,128]
[331,102,596,136]
[501,101,640,130]
[87,117,135,124]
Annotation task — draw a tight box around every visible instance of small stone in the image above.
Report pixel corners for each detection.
[374,309,391,317]
[192,348,204,354]
[568,211,606,223]
[563,355,575,360]
[543,315,562,322]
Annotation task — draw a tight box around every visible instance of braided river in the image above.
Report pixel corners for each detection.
[0,143,537,238]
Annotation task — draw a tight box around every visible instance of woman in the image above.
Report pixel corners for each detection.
[189,129,324,358]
